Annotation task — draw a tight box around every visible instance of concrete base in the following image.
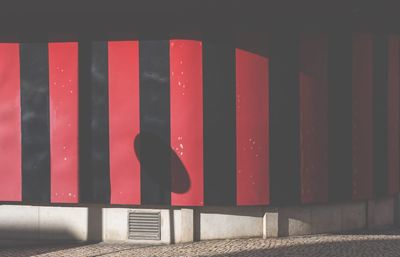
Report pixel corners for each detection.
[395,194,400,226]
[0,195,397,244]
[197,207,264,240]
[174,208,194,243]
[0,205,88,241]
[0,205,191,244]
[264,201,367,237]
[367,197,394,229]
[264,197,394,238]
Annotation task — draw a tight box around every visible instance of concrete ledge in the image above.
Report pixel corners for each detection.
[0,195,396,244]
[174,208,194,243]
[278,206,312,237]
[199,207,264,240]
[341,202,366,231]
[367,197,394,229]
[263,209,278,238]
[0,205,39,240]
[102,208,128,242]
[0,205,87,241]
[39,206,88,241]
[311,204,341,234]
[395,194,400,226]
[263,200,370,238]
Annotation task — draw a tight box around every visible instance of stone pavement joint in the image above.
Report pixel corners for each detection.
[1,228,400,257]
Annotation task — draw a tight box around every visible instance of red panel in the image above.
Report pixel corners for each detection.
[299,33,329,204]
[236,49,269,205]
[49,42,79,203]
[170,40,204,206]
[108,41,140,205]
[352,34,373,200]
[387,35,400,195]
[0,44,21,201]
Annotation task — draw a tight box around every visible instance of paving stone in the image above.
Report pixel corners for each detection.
[1,228,400,256]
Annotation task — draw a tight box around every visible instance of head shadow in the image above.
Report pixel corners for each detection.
[134,132,190,194]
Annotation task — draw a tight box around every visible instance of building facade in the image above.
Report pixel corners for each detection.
[0,1,398,243]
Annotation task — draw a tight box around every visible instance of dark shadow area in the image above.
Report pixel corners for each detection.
[78,39,94,204]
[79,40,111,204]
[134,132,191,194]
[195,206,265,217]
[268,30,301,206]
[87,206,103,242]
[169,209,175,244]
[372,33,389,198]
[337,227,400,236]
[19,42,51,204]
[327,30,353,202]
[194,207,201,242]
[0,229,94,256]
[138,40,171,205]
[0,243,88,257]
[202,34,237,206]
[0,240,153,257]
[0,239,146,257]
[0,1,399,40]
[235,31,268,58]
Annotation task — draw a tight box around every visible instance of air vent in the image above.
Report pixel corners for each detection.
[128,211,161,240]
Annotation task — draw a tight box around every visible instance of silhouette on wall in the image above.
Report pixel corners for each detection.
[134,132,191,195]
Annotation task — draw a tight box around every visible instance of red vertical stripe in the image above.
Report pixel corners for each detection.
[236,49,269,205]
[49,42,79,203]
[0,44,21,201]
[299,33,329,204]
[387,35,400,195]
[352,34,374,200]
[170,40,204,206]
[108,41,140,205]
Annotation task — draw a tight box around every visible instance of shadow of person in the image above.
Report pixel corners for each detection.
[134,132,191,194]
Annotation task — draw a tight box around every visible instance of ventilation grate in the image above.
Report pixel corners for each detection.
[128,211,161,240]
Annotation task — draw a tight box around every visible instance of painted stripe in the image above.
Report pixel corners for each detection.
[387,35,400,195]
[373,34,389,197]
[299,33,329,204]
[139,40,171,205]
[236,48,269,205]
[48,42,79,203]
[269,32,300,205]
[108,41,141,205]
[79,41,110,203]
[328,32,353,201]
[20,43,51,203]
[203,38,236,205]
[352,34,373,200]
[170,40,204,206]
[0,44,21,201]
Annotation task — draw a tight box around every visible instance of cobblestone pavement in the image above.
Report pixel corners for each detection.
[2,229,400,257]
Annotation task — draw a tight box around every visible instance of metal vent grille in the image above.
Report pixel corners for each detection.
[128,211,161,240]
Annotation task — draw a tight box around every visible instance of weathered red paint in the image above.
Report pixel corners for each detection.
[236,48,269,205]
[0,44,22,202]
[387,35,400,195]
[108,41,141,205]
[49,42,79,203]
[299,33,329,204]
[352,34,374,200]
[170,40,204,206]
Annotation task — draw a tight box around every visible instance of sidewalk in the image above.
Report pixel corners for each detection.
[1,228,400,257]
